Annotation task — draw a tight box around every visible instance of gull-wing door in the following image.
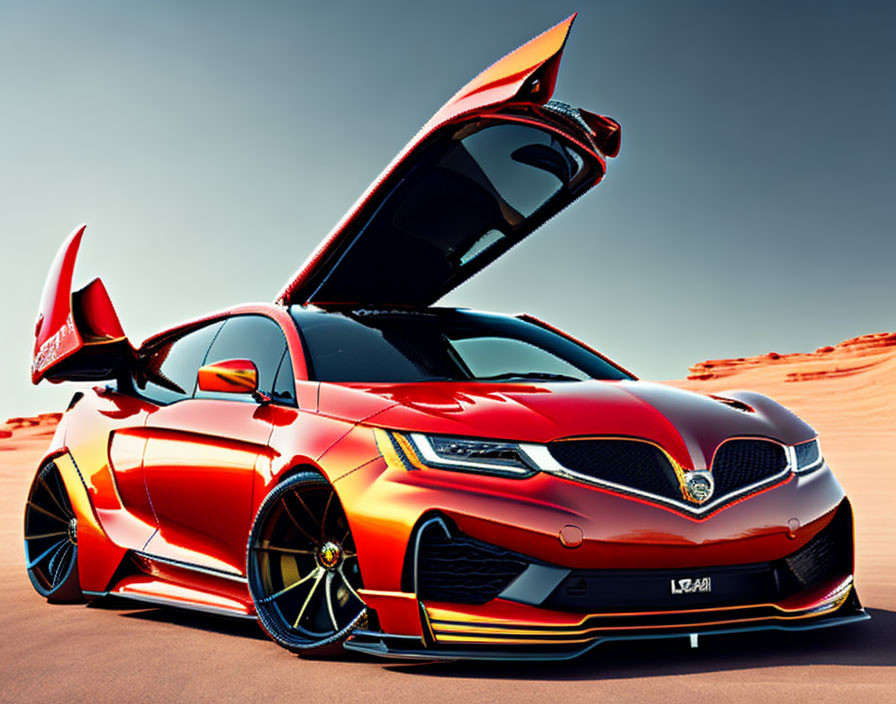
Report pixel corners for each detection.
[277,14,621,308]
[32,225,134,384]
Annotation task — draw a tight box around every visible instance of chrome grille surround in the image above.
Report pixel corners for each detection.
[520,436,796,516]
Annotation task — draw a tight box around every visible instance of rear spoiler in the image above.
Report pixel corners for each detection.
[32,225,134,384]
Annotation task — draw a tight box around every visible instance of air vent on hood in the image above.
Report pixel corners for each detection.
[709,395,755,413]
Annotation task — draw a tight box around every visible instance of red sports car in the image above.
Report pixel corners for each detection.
[26,16,866,660]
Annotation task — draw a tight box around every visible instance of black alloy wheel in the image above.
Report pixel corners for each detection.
[24,461,83,602]
[247,472,366,652]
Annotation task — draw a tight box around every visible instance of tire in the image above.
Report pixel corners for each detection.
[24,461,83,603]
[247,472,366,653]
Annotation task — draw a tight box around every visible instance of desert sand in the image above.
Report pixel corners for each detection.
[1,335,894,703]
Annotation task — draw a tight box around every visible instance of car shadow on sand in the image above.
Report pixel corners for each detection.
[383,608,894,680]
[85,598,894,677]
[86,596,269,641]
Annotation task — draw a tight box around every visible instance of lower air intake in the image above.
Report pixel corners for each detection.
[414,521,528,605]
[784,501,853,588]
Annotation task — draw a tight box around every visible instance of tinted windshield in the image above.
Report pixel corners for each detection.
[291,308,631,383]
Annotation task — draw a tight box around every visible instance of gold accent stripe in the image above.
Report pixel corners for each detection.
[420,601,437,643]
[430,595,850,644]
[436,633,598,645]
[356,589,416,600]
[427,585,853,644]
[373,428,428,471]
[424,577,852,627]
[392,433,428,471]
[374,428,404,470]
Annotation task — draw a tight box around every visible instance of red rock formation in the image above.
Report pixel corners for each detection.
[686,332,896,382]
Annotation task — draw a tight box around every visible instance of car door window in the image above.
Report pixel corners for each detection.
[137,321,224,405]
[196,315,288,402]
[272,350,296,406]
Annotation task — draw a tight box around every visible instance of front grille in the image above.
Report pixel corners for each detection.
[711,439,789,495]
[547,440,682,502]
[415,524,528,605]
[543,502,854,613]
[546,437,791,511]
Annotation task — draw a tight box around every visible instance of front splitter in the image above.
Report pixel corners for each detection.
[343,610,870,661]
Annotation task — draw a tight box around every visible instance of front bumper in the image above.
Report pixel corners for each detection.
[331,431,864,659]
[341,496,866,659]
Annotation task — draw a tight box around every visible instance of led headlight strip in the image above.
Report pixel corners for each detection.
[408,433,538,477]
[792,438,824,474]
[374,429,537,477]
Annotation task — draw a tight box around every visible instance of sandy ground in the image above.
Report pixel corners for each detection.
[2,338,894,703]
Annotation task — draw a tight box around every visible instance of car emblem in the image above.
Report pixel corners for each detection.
[671,577,712,594]
[684,470,714,504]
[318,541,342,569]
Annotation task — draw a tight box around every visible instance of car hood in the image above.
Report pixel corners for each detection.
[276,14,621,308]
[317,380,816,469]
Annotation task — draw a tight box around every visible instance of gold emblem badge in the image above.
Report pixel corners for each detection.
[318,541,341,569]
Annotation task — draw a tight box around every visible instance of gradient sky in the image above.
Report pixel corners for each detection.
[2,0,894,418]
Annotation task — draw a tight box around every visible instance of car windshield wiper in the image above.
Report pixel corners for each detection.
[472,372,584,382]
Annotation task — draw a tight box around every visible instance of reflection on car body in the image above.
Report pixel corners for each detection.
[25,15,866,659]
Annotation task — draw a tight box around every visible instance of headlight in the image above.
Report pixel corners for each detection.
[407,433,538,477]
[793,438,823,474]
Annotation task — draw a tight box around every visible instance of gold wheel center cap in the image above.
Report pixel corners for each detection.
[318,541,342,569]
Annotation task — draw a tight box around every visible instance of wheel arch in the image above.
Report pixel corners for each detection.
[263,463,358,556]
[29,449,128,596]
[246,469,367,652]
[273,462,326,486]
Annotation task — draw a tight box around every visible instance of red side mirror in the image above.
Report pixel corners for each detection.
[197,358,258,395]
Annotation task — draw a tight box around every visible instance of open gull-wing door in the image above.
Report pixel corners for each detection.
[277,14,621,308]
[32,225,133,384]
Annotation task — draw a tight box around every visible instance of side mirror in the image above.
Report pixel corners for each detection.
[197,358,258,395]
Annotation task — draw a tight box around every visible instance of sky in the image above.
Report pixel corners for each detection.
[1,0,894,418]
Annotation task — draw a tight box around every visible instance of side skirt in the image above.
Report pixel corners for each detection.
[102,551,256,620]
[107,573,257,620]
[109,588,257,620]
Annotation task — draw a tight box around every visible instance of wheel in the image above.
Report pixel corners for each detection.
[247,472,366,652]
[24,461,83,602]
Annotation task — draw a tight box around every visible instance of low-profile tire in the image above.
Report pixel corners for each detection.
[247,472,367,654]
[24,461,83,603]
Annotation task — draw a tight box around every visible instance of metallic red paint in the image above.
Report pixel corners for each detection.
[25,16,864,658]
[329,446,845,597]
[29,299,862,649]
